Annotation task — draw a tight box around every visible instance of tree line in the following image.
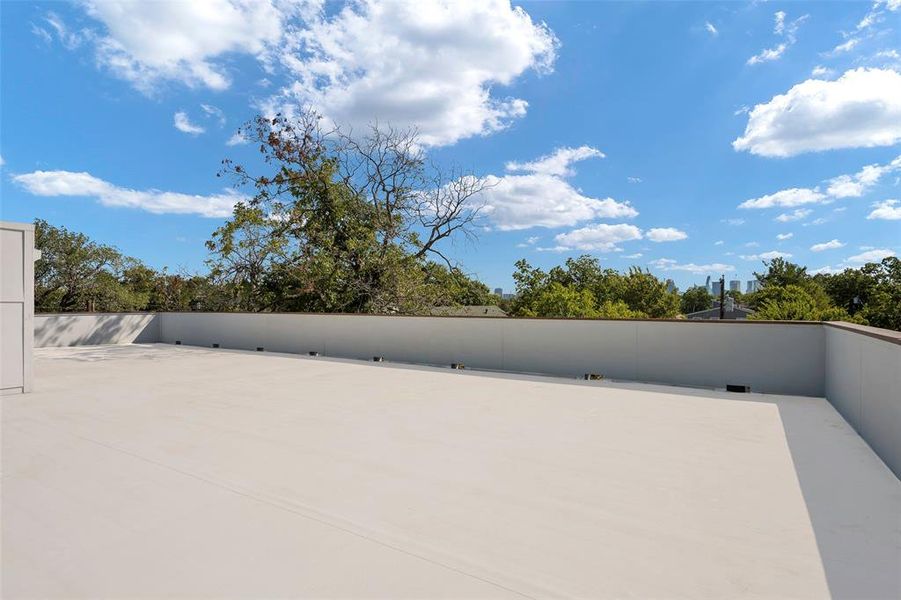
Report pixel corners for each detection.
[32,111,901,331]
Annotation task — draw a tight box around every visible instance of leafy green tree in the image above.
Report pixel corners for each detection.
[34,219,135,312]
[819,257,901,330]
[748,284,858,322]
[523,282,598,318]
[680,285,712,314]
[209,112,489,314]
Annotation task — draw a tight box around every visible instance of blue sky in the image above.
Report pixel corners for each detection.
[2,0,899,292]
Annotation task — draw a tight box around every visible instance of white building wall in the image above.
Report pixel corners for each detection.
[825,324,901,478]
[34,313,160,347]
[1,222,34,394]
[158,313,825,397]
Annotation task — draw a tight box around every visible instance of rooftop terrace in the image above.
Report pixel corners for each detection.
[3,342,899,598]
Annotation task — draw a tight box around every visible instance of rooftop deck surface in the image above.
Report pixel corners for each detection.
[2,344,899,598]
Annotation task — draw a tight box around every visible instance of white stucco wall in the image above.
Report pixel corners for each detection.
[1,222,34,394]
[158,313,826,397]
[34,313,159,348]
[825,324,901,478]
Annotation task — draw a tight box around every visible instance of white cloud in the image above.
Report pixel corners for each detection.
[623,252,643,259]
[173,111,205,135]
[480,174,637,230]
[200,104,226,126]
[826,155,901,197]
[867,199,901,219]
[505,146,604,177]
[811,65,835,78]
[845,248,896,264]
[744,241,760,248]
[0,155,4,167]
[551,223,642,251]
[12,170,242,218]
[777,232,794,240]
[714,240,724,245]
[811,265,841,275]
[722,218,745,226]
[810,239,845,252]
[705,21,718,36]
[269,0,558,147]
[83,0,288,92]
[747,43,788,65]
[830,38,860,54]
[733,68,901,157]
[478,147,635,230]
[649,258,734,274]
[740,154,900,213]
[775,209,812,222]
[226,131,249,146]
[627,176,642,184]
[37,11,90,50]
[739,187,825,209]
[741,250,792,261]
[515,235,541,248]
[646,227,688,242]
[747,11,806,65]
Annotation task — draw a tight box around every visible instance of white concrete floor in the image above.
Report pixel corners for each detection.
[2,344,899,599]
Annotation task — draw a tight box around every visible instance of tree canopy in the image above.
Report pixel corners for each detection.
[27,113,901,332]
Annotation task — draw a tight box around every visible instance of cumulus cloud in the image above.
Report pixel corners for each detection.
[775,209,812,222]
[777,232,794,240]
[736,154,901,213]
[845,248,896,264]
[739,187,825,209]
[741,250,792,261]
[506,146,604,177]
[867,199,901,219]
[649,259,734,274]
[269,0,558,147]
[747,11,806,65]
[82,0,289,92]
[810,239,845,252]
[173,111,205,135]
[478,146,636,230]
[705,22,718,36]
[550,223,642,252]
[645,227,688,242]
[733,68,901,157]
[826,155,901,198]
[12,170,242,217]
[480,175,637,230]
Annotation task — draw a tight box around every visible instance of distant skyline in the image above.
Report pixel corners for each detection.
[2,0,900,291]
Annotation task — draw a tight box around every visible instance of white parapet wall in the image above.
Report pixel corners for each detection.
[824,323,901,479]
[34,313,160,347]
[1,222,35,394]
[158,312,826,397]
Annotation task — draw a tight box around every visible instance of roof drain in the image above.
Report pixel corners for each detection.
[308,351,320,357]
[451,363,465,370]
[372,356,384,362]
[726,384,750,393]
[584,373,604,381]
[212,343,220,348]
[256,347,265,352]
[174,340,182,345]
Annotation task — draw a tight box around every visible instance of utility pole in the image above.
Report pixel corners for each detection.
[719,275,725,320]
